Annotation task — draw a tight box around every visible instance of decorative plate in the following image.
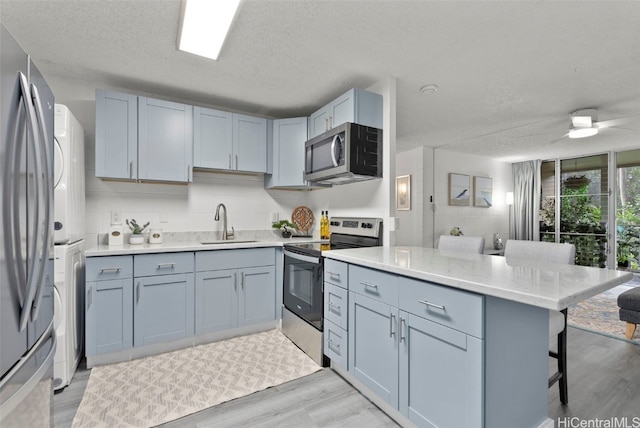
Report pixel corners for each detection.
[291,206,314,232]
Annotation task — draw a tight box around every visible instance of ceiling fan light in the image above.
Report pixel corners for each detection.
[568,126,598,139]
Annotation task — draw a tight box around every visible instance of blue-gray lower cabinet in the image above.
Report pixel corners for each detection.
[239,266,276,326]
[85,278,133,356]
[348,292,399,408]
[195,269,237,335]
[133,273,195,347]
[399,311,483,428]
[195,266,275,334]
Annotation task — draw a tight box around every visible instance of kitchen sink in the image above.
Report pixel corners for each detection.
[200,240,257,245]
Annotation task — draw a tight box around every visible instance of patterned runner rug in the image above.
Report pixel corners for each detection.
[72,329,321,427]
[568,284,639,344]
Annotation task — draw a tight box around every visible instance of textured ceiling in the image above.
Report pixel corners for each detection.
[1,0,639,162]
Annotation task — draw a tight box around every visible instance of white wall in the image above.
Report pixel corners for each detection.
[395,146,434,247]
[394,146,512,250]
[432,149,512,249]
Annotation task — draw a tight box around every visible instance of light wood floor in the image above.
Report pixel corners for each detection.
[55,327,640,428]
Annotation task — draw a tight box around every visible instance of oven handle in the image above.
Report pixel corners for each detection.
[283,249,321,265]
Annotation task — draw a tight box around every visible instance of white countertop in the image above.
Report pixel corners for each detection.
[86,236,323,257]
[323,246,634,311]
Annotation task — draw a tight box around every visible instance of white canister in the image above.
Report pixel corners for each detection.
[149,229,163,244]
[109,224,124,246]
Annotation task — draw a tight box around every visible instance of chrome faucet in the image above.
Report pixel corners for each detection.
[214,203,234,240]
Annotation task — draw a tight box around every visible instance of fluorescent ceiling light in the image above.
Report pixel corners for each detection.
[178,0,240,60]
[568,127,598,139]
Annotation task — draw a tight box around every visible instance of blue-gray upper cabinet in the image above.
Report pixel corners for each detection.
[193,107,233,170]
[308,88,383,139]
[85,256,134,356]
[193,109,267,173]
[95,90,138,179]
[265,117,312,189]
[233,113,267,173]
[133,253,195,347]
[138,97,193,183]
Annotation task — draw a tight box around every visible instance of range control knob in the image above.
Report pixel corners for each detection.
[361,222,366,228]
[366,223,373,229]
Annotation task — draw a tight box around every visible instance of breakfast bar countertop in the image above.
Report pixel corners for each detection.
[323,246,634,311]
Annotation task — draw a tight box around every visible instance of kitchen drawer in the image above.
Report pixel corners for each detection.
[324,319,347,370]
[196,248,275,272]
[324,259,348,289]
[86,256,133,282]
[324,282,348,330]
[134,252,194,277]
[398,276,484,338]
[349,265,398,307]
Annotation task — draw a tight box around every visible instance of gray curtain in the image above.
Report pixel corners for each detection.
[511,160,541,241]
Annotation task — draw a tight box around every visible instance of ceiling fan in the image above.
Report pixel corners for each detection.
[542,108,638,145]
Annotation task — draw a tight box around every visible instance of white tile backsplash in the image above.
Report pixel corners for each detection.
[84,168,311,244]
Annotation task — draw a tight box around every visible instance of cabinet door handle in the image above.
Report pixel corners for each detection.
[100,267,121,273]
[235,154,238,170]
[400,317,406,343]
[187,164,191,182]
[228,153,232,169]
[129,161,134,179]
[157,263,175,269]
[389,313,396,337]
[418,300,446,311]
[136,282,141,303]
[87,286,93,309]
[234,272,237,291]
[241,272,245,289]
[328,115,333,129]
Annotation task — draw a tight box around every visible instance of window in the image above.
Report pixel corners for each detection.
[616,149,640,272]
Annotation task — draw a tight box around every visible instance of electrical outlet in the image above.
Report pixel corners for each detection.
[111,211,121,224]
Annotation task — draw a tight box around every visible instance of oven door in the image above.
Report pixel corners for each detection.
[283,248,323,330]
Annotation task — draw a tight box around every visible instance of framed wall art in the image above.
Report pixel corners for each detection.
[396,175,411,210]
[473,176,493,207]
[448,173,470,206]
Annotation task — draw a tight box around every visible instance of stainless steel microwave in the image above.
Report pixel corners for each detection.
[304,122,382,185]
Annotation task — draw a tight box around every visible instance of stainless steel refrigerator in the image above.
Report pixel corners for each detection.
[0,23,56,427]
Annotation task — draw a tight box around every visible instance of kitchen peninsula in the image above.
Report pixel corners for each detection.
[322,246,633,428]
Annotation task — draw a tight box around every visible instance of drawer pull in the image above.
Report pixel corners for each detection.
[328,302,341,313]
[328,339,340,350]
[362,281,378,291]
[418,299,446,311]
[157,263,175,269]
[400,317,406,343]
[100,267,121,273]
[326,271,341,279]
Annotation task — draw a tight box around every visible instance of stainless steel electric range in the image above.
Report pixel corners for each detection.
[281,217,383,365]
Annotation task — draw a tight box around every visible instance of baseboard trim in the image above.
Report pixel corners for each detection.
[86,321,277,368]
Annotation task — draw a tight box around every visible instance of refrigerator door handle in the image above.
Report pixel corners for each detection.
[8,72,43,332]
[2,72,28,305]
[28,83,52,323]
